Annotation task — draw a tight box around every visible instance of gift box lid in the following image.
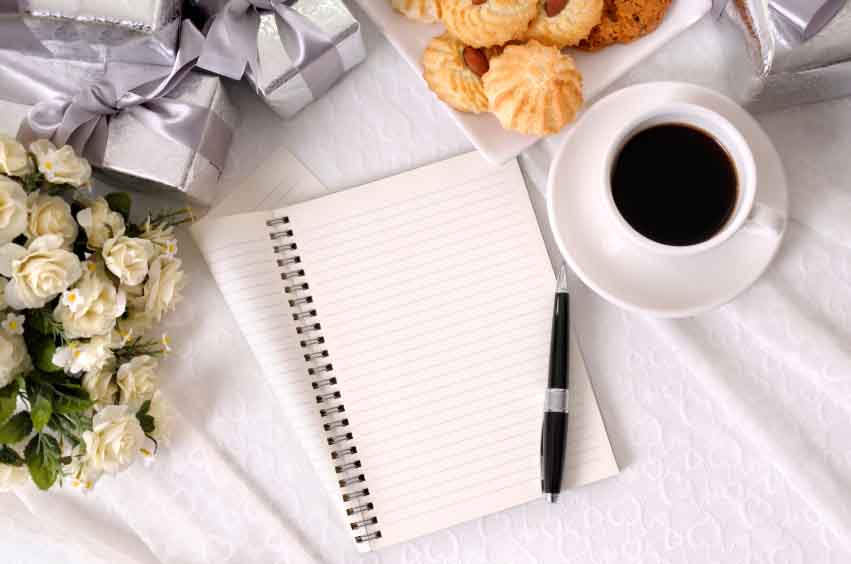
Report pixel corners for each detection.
[21,0,181,33]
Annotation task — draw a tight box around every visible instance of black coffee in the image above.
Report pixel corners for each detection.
[611,124,738,247]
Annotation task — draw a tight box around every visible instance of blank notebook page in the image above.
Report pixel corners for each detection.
[191,152,618,551]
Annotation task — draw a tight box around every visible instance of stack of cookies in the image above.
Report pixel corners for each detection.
[392,0,673,136]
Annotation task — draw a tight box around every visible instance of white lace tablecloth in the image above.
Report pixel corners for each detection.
[5,3,851,563]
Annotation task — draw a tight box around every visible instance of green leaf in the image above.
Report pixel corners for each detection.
[26,308,62,338]
[0,412,33,444]
[31,336,63,373]
[106,192,132,222]
[0,382,18,425]
[136,401,155,435]
[138,414,155,435]
[48,411,92,447]
[26,370,65,388]
[137,400,151,416]
[53,390,93,414]
[30,393,52,432]
[0,445,23,467]
[25,434,60,490]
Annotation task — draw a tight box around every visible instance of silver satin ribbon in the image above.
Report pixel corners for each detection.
[769,0,848,39]
[196,0,344,99]
[0,20,231,170]
[0,0,52,56]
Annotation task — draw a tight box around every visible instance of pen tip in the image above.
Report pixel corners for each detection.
[556,264,568,292]
[545,492,559,503]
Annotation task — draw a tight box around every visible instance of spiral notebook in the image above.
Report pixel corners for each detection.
[190,151,619,552]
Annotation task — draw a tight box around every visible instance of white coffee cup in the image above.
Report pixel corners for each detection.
[601,103,785,257]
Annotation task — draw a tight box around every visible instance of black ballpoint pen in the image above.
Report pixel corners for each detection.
[541,264,570,503]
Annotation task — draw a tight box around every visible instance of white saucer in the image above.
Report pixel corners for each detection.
[546,82,788,318]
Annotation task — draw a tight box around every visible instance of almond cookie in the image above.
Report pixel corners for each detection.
[440,0,538,48]
[422,33,491,113]
[483,40,583,135]
[391,0,441,23]
[578,0,672,51]
[526,0,604,47]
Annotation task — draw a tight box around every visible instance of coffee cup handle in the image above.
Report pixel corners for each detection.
[744,202,786,237]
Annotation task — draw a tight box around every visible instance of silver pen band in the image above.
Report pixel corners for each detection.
[544,389,569,413]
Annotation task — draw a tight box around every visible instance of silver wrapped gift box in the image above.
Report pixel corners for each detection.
[3,0,182,65]
[192,0,366,119]
[0,53,239,206]
[726,0,851,112]
[252,1,365,118]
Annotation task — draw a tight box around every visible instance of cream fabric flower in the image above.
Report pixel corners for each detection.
[82,363,117,408]
[29,140,91,188]
[0,136,31,177]
[0,328,30,388]
[116,355,158,410]
[2,313,24,335]
[53,335,114,374]
[77,198,125,249]
[102,236,155,287]
[143,256,186,323]
[0,235,83,309]
[82,405,144,475]
[0,176,28,245]
[53,266,126,339]
[27,192,79,247]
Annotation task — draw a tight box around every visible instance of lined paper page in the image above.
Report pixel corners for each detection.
[277,152,618,549]
[189,212,346,510]
[191,148,342,504]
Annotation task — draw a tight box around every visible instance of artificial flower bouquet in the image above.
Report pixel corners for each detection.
[0,136,186,492]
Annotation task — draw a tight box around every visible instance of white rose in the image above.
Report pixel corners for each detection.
[0,176,28,245]
[27,192,78,247]
[117,312,154,337]
[53,267,126,339]
[53,335,114,374]
[102,236,155,286]
[0,136,31,177]
[116,355,158,410]
[82,364,117,408]
[77,198,125,249]
[0,329,30,388]
[82,405,144,474]
[0,235,82,309]
[0,461,28,492]
[143,256,186,323]
[29,140,91,188]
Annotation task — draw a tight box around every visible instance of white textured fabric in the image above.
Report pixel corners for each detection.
[5,4,851,563]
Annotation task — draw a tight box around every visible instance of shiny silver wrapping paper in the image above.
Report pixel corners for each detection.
[251,0,365,119]
[15,0,182,64]
[0,59,238,206]
[727,0,851,111]
[189,0,366,119]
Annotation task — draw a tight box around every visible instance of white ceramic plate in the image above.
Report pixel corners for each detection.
[546,82,788,318]
[353,0,711,164]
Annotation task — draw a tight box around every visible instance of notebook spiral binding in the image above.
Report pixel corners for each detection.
[267,216,382,545]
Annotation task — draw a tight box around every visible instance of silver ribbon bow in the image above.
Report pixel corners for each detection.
[197,0,344,99]
[0,21,231,170]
